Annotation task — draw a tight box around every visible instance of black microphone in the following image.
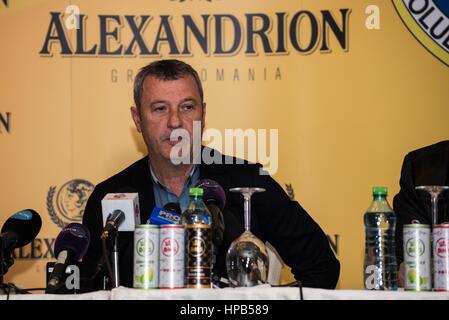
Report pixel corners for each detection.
[195,180,245,287]
[46,223,90,293]
[101,210,125,240]
[196,179,226,248]
[163,202,181,215]
[1,209,42,276]
[148,202,182,225]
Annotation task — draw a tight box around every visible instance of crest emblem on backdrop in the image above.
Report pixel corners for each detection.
[47,179,95,228]
[285,183,296,201]
[392,0,449,67]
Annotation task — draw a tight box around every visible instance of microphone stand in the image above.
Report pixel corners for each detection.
[101,231,120,289]
[112,235,120,288]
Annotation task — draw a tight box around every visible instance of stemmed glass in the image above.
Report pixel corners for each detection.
[226,187,269,287]
[415,186,449,227]
[415,185,449,290]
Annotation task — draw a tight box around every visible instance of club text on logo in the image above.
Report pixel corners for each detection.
[406,0,449,50]
[393,0,449,66]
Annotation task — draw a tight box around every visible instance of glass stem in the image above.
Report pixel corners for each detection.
[431,193,439,227]
[244,195,251,232]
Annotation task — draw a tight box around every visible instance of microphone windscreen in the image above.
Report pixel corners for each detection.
[149,207,182,225]
[1,209,42,248]
[163,202,181,214]
[54,223,90,261]
[107,210,125,224]
[196,179,226,211]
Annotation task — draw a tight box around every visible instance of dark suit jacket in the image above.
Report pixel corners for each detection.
[81,148,340,290]
[393,140,449,265]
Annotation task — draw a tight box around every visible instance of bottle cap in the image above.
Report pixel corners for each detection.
[372,186,387,196]
[189,187,204,197]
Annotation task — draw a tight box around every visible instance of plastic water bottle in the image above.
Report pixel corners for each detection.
[363,186,398,290]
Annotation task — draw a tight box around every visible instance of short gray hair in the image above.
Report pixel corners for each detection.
[133,59,204,110]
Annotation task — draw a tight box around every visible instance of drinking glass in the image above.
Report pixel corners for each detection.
[415,186,449,227]
[226,187,269,287]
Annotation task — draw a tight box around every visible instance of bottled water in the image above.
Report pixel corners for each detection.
[363,186,398,290]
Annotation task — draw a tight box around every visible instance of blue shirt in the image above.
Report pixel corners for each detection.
[149,162,200,212]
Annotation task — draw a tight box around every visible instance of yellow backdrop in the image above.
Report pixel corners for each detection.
[1,0,448,290]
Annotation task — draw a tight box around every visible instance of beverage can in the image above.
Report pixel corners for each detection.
[159,224,185,289]
[133,224,159,289]
[403,223,431,291]
[433,223,449,291]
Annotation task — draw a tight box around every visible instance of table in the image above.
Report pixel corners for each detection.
[2,285,449,300]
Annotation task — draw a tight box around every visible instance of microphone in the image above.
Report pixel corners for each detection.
[100,192,140,288]
[163,202,181,215]
[1,209,42,276]
[195,180,244,286]
[194,180,244,243]
[101,193,140,236]
[196,179,225,247]
[46,223,90,293]
[196,179,226,211]
[148,202,182,225]
[101,210,125,240]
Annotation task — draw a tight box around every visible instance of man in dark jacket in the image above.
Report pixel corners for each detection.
[81,59,340,291]
[393,140,449,286]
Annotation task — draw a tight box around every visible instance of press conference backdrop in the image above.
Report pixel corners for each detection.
[1,0,448,290]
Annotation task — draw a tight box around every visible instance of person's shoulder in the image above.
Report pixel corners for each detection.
[201,147,290,203]
[406,140,449,161]
[93,156,149,194]
[201,147,262,175]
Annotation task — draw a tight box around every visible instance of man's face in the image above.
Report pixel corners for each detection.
[131,75,205,162]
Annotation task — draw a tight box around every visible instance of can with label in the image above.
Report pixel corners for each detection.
[433,223,449,291]
[159,224,185,289]
[133,224,159,289]
[403,223,431,291]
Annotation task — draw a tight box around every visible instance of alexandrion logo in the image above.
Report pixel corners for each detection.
[393,0,449,66]
[39,9,350,57]
[47,179,94,228]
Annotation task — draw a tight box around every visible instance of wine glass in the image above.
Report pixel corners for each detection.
[226,187,269,287]
[415,186,449,227]
[415,186,449,290]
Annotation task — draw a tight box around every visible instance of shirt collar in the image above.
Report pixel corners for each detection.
[148,160,198,190]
